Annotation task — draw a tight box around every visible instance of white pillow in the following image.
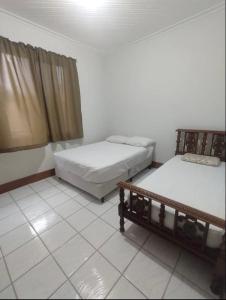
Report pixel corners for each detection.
[182,153,220,166]
[106,135,128,144]
[126,136,155,147]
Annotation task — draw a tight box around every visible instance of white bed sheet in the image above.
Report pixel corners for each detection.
[54,141,153,184]
[134,155,225,248]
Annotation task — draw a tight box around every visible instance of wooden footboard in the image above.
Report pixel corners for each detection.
[118,181,225,297]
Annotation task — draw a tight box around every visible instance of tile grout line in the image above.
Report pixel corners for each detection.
[2,179,170,298]
[2,176,212,299]
[0,246,19,299]
[46,279,70,299]
[104,231,151,299]
[2,183,115,260]
[0,179,114,232]
[0,219,28,239]
[7,187,82,299]
[118,231,153,297]
[161,249,183,299]
[57,185,217,299]
[11,180,122,298]
[0,186,186,299]
[173,264,217,299]
[1,234,38,259]
[2,178,153,300]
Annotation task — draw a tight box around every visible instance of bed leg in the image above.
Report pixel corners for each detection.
[210,235,225,298]
[101,197,105,203]
[129,178,133,182]
[119,187,125,232]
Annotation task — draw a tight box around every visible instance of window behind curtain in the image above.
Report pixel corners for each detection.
[0,38,49,152]
[0,36,83,153]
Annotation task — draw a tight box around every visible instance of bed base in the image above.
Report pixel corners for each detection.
[55,157,153,202]
[118,181,225,297]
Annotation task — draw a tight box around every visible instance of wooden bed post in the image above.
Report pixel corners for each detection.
[119,187,125,232]
[211,235,226,298]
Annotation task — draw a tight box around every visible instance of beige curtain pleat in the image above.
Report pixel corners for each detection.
[0,37,49,152]
[0,36,83,152]
[38,49,83,142]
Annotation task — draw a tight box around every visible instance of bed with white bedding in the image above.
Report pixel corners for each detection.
[118,129,225,296]
[132,155,225,248]
[54,136,154,200]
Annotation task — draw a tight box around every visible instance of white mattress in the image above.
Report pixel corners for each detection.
[134,155,225,248]
[54,141,153,184]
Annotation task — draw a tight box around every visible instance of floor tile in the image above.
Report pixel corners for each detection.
[56,180,72,191]
[0,212,26,237]
[176,251,214,294]
[14,256,66,299]
[0,203,20,221]
[164,273,212,299]
[47,177,61,186]
[0,224,36,256]
[50,281,80,299]
[53,235,95,277]
[23,201,51,221]
[73,193,95,206]
[62,185,80,197]
[124,221,150,246]
[86,200,113,216]
[0,285,16,299]
[54,199,82,218]
[105,190,119,206]
[40,221,76,252]
[17,194,44,210]
[107,276,146,299]
[71,253,120,299]
[45,192,71,208]
[30,210,62,234]
[38,187,61,199]
[10,186,35,201]
[125,250,172,299]
[0,259,10,292]
[143,233,181,268]
[5,237,48,281]
[30,180,53,192]
[0,193,13,208]
[101,205,121,229]
[81,219,115,248]
[67,208,97,232]
[100,231,139,272]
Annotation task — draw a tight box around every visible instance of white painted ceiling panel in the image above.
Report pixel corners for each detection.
[0,0,223,50]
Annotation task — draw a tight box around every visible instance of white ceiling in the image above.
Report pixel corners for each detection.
[0,0,223,51]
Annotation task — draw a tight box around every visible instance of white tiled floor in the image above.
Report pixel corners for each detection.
[0,170,218,299]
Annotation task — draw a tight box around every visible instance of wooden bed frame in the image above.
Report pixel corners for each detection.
[118,129,226,297]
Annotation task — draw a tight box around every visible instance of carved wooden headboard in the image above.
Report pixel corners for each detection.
[175,129,226,161]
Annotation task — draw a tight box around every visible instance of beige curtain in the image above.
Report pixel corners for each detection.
[38,49,83,142]
[0,37,49,152]
[0,36,83,152]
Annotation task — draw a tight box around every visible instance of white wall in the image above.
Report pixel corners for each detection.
[105,7,225,163]
[0,10,109,184]
[0,6,225,184]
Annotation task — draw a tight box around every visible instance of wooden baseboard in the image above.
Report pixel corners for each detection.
[151,161,163,168]
[0,169,55,194]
